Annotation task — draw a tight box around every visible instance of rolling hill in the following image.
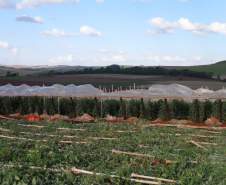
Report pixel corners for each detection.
[185,60,226,76]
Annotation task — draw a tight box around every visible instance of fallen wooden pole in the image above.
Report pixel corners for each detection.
[131,173,177,184]
[57,128,86,131]
[0,134,47,142]
[0,127,10,132]
[71,167,161,185]
[196,141,217,146]
[189,140,207,150]
[0,134,87,144]
[190,134,218,138]
[18,124,45,129]
[112,149,154,158]
[89,137,117,141]
[0,115,17,121]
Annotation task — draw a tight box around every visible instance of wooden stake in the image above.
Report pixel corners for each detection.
[131,173,177,184]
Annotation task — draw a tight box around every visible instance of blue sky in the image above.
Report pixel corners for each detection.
[1,0,226,66]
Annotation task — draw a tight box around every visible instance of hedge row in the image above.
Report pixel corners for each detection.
[0,96,225,122]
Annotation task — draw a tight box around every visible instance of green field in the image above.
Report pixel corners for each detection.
[183,60,226,76]
[0,120,226,184]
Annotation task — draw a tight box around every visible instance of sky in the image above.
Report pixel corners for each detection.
[1,0,226,66]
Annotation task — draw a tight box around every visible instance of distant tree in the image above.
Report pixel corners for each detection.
[213,99,223,122]
[171,100,190,119]
[190,99,201,123]
[119,97,126,119]
[200,100,213,122]
[92,97,100,117]
[128,99,140,117]
[158,99,171,121]
[139,98,146,118]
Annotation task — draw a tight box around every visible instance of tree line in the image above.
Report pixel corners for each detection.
[45,65,213,79]
[0,96,225,122]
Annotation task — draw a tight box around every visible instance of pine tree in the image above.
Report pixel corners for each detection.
[92,97,100,117]
[119,97,126,119]
[158,99,171,121]
[139,98,146,118]
[200,100,213,122]
[213,99,223,122]
[190,99,201,123]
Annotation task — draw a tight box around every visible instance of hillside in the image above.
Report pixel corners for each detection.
[185,60,226,76]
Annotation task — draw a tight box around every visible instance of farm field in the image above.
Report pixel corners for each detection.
[1,74,225,90]
[0,120,226,184]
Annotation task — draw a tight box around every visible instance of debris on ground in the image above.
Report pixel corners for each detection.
[205,117,222,127]
[168,119,193,125]
[74,114,95,123]
[105,114,124,123]
[48,114,70,122]
[126,117,139,124]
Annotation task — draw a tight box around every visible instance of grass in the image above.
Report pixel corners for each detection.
[0,120,226,184]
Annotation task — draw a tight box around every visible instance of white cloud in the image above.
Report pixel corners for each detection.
[80,25,102,37]
[41,28,77,37]
[42,26,102,37]
[96,0,104,3]
[48,54,75,65]
[149,17,226,36]
[0,41,18,55]
[16,0,80,9]
[144,54,203,66]
[16,15,43,24]
[0,0,14,8]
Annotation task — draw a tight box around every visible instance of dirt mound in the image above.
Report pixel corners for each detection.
[205,117,222,127]
[40,113,50,120]
[105,115,124,123]
[151,118,165,124]
[74,114,95,123]
[126,117,139,124]
[168,119,193,125]
[24,114,41,122]
[9,113,23,119]
[48,114,70,122]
